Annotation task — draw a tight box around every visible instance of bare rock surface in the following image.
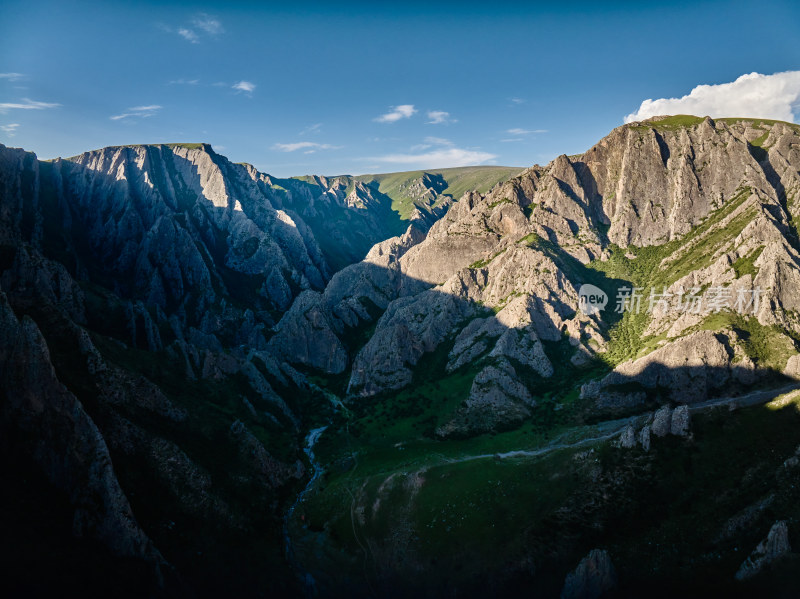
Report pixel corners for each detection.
[561,548,617,599]
[735,521,792,581]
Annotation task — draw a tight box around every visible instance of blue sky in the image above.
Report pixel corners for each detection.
[1,0,799,177]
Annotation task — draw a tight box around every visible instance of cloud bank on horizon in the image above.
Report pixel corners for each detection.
[625,71,800,124]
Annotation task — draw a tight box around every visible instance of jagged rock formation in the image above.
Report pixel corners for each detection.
[561,548,617,599]
[735,520,792,580]
[617,404,691,450]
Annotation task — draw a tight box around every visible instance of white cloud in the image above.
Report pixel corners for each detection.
[177,28,199,43]
[0,98,60,113]
[169,78,199,85]
[110,105,161,121]
[427,110,456,125]
[272,141,340,153]
[625,71,800,123]
[509,97,526,105]
[506,127,547,135]
[192,14,224,35]
[232,81,256,94]
[0,123,19,136]
[0,73,24,82]
[372,141,496,168]
[374,104,417,123]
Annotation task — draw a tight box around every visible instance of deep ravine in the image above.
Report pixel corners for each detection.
[284,426,328,594]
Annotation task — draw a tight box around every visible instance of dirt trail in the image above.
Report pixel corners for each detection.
[440,383,800,466]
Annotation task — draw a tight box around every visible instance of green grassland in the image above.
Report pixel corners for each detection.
[296,387,800,596]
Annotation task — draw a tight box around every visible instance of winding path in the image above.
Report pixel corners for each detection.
[435,383,800,466]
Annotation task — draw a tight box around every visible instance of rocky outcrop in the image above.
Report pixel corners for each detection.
[436,359,535,437]
[585,331,753,408]
[735,520,792,581]
[269,224,425,374]
[616,404,691,450]
[348,285,478,395]
[561,548,617,599]
[784,354,800,379]
[349,239,600,401]
[670,404,691,436]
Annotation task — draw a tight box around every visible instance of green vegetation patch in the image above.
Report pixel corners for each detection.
[696,313,799,372]
[731,245,764,278]
[630,115,704,132]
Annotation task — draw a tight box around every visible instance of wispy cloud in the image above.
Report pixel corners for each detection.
[0,123,19,136]
[232,81,256,94]
[168,78,200,85]
[177,27,199,43]
[506,127,547,135]
[427,110,456,125]
[272,141,341,153]
[625,71,800,123]
[110,104,162,121]
[410,137,454,151]
[509,97,526,105]
[0,98,60,113]
[192,14,224,35]
[372,137,495,168]
[374,104,417,123]
[158,13,224,44]
[300,123,322,135]
[0,73,25,82]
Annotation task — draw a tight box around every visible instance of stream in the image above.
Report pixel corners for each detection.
[283,425,327,595]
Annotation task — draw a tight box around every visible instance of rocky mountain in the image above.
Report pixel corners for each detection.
[259,165,522,271]
[2,115,800,597]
